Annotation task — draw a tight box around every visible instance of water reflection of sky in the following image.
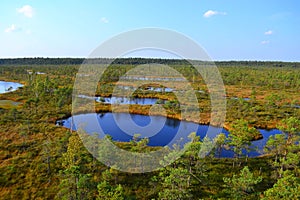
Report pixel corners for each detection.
[57,113,282,158]
[0,81,23,94]
[96,96,158,105]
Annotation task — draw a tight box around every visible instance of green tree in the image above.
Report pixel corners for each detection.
[228,120,260,165]
[277,117,300,147]
[198,136,213,158]
[62,133,82,169]
[183,132,203,185]
[213,133,226,158]
[158,167,193,200]
[266,117,300,177]
[264,134,286,162]
[223,166,262,200]
[159,142,182,169]
[56,166,94,200]
[183,132,202,169]
[262,171,300,200]
[130,133,149,153]
[127,134,150,172]
[98,135,116,168]
[97,181,124,200]
[56,133,94,200]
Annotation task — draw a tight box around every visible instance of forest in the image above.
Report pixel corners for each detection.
[0,58,299,199]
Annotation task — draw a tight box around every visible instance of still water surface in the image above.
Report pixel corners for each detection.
[57,112,281,158]
[0,81,23,94]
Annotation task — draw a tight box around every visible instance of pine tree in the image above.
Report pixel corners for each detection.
[265,117,300,177]
[262,171,300,200]
[97,181,124,200]
[213,133,226,158]
[228,119,259,166]
[158,167,193,200]
[56,133,93,199]
[223,166,262,200]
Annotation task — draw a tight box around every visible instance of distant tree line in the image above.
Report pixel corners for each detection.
[0,57,299,68]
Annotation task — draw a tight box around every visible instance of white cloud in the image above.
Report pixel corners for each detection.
[261,40,270,45]
[101,17,109,23]
[264,30,273,35]
[203,10,227,18]
[17,5,34,18]
[5,24,21,33]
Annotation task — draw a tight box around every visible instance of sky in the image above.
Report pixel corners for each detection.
[0,0,300,61]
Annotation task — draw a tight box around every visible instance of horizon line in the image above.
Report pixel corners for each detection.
[0,57,299,63]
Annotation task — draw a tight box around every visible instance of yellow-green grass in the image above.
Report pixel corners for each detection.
[0,100,21,109]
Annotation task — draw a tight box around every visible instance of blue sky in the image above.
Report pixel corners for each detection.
[0,0,299,61]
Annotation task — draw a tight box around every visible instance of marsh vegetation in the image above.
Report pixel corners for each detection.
[0,58,299,199]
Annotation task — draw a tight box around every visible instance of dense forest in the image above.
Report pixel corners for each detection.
[1,57,300,68]
[0,58,299,199]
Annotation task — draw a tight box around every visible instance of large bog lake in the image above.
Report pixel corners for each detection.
[57,112,282,158]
